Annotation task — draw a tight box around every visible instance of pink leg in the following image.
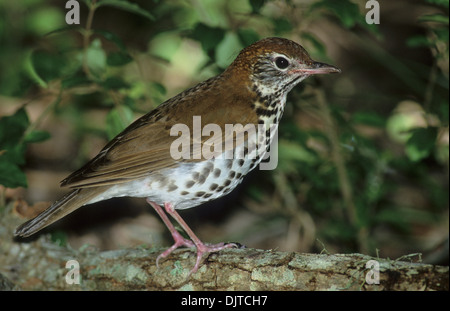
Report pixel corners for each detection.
[147,199,237,274]
[162,202,237,274]
[146,199,194,267]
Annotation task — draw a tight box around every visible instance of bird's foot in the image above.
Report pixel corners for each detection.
[156,230,194,268]
[157,238,238,275]
[189,241,238,275]
[151,201,239,274]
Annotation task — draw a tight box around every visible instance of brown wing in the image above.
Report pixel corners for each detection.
[61,75,258,189]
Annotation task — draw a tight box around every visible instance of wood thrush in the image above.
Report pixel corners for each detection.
[15,37,340,273]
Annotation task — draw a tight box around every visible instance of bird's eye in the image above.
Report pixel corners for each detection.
[274,57,290,70]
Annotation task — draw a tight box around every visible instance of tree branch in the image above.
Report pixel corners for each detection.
[1,212,448,291]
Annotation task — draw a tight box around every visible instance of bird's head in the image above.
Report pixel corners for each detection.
[226,37,341,96]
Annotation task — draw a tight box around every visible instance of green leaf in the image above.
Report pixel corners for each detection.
[27,7,65,36]
[106,106,134,140]
[351,112,386,128]
[97,0,155,21]
[24,51,48,88]
[0,108,51,188]
[94,29,127,51]
[418,14,449,24]
[434,28,449,43]
[0,161,28,188]
[86,39,107,77]
[44,25,83,37]
[425,0,449,8]
[144,82,167,104]
[215,32,242,69]
[2,144,27,166]
[249,0,267,14]
[107,51,133,66]
[277,140,317,173]
[26,49,80,86]
[190,23,225,56]
[386,112,418,143]
[100,76,129,90]
[407,35,432,48]
[272,17,293,35]
[61,74,91,89]
[150,82,166,97]
[26,50,64,87]
[237,29,260,47]
[0,107,29,149]
[148,33,182,62]
[311,0,362,29]
[24,130,51,144]
[405,127,438,162]
[31,50,66,82]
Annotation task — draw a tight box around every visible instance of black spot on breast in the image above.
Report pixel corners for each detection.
[198,174,206,184]
[216,186,224,192]
[213,168,221,178]
[167,184,178,192]
[202,162,214,175]
[226,160,233,169]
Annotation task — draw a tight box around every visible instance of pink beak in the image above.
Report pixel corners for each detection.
[296,61,341,75]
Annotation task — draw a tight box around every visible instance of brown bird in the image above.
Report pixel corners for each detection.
[15,37,340,273]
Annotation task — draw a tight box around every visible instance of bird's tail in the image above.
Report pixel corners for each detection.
[14,188,102,237]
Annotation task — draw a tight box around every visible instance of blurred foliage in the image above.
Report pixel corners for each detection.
[0,107,50,188]
[0,0,448,260]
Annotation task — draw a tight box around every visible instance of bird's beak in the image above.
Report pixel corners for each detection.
[295,61,341,75]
